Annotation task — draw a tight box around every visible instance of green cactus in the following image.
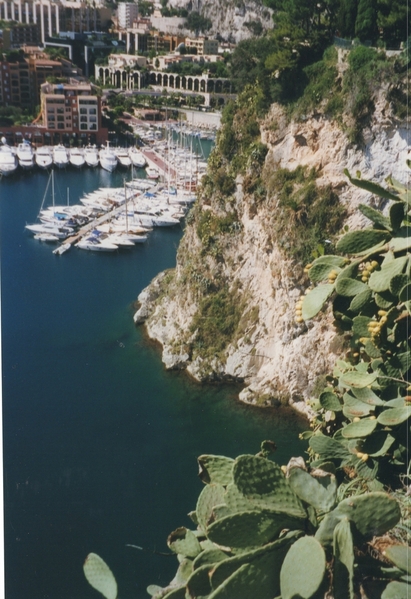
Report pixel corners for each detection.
[309,433,350,460]
[316,492,401,546]
[384,545,411,574]
[336,229,390,255]
[351,386,384,405]
[333,518,355,599]
[210,533,299,594]
[185,563,213,598]
[342,394,374,419]
[224,482,255,513]
[167,527,202,558]
[319,390,342,411]
[192,548,229,570]
[340,370,378,389]
[197,455,235,485]
[206,509,304,551]
[377,407,411,426]
[301,283,335,319]
[233,455,306,517]
[83,553,118,599]
[349,287,373,312]
[196,483,226,531]
[358,204,392,230]
[335,277,368,297]
[341,418,378,438]
[308,255,347,282]
[368,256,409,292]
[280,536,326,599]
[381,580,410,599]
[288,466,337,512]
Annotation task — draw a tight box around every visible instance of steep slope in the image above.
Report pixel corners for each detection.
[134,65,409,415]
[168,0,274,42]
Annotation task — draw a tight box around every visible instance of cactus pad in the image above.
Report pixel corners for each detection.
[335,277,368,297]
[210,533,299,595]
[197,455,235,485]
[319,391,342,411]
[309,434,350,460]
[333,518,355,599]
[381,580,410,599]
[317,492,401,545]
[196,483,226,531]
[302,283,335,320]
[340,370,378,389]
[233,455,306,517]
[185,563,213,598]
[167,527,202,558]
[341,418,378,438]
[206,509,303,551]
[288,467,337,512]
[280,536,326,599]
[336,229,390,255]
[368,256,408,292]
[384,545,411,574]
[83,553,118,599]
[377,407,411,426]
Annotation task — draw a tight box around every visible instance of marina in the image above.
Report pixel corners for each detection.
[1,166,305,599]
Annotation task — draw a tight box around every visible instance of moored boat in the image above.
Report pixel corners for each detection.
[53,144,69,169]
[35,146,53,170]
[84,144,99,168]
[99,142,118,172]
[16,140,35,170]
[0,138,18,176]
[69,147,85,169]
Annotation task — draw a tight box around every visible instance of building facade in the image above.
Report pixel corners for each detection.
[117,2,139,30]
[40,79,102,139]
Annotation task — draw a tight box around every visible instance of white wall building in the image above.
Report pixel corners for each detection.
[117,2,139,30]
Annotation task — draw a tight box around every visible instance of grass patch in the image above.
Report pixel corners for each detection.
[190,285,244,358]
[267,166,347,263]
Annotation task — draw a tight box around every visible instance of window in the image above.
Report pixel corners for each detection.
[57,123,65,129]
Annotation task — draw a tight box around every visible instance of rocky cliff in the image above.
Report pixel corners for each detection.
[134,69,409,416]
[168,0,274,43]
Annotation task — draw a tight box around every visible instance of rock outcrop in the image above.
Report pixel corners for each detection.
[168,0,274,43]
[134,93,409,415]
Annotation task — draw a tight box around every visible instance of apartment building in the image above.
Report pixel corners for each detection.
[185,37,219,55]
[41,80,101,135]
[117,2,139,30]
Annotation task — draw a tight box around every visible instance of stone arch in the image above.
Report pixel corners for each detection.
[182,76,187,90]
[207,80,214,93]
[163,74,168,87]
[215,79,222,93]
[175,75,180,89]
[150,72,157,85]
[169,75,174,88]
[200,79,206,93]
[156,73,162,85]
[194,78,199,92]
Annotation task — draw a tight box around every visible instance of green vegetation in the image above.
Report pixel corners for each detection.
[84,442,408,599]
[266,166,347,263]
[190,284,244,359]
[184,11,212,32]
[298,167,411,493]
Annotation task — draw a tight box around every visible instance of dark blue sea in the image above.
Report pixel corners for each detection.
[0,164,306,599]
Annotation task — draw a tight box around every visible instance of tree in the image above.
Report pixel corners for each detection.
[355,0,378,41]
[336,0,358,37]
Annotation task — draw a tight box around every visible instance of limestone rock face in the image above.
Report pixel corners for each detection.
[135,100,409,414]
[167,0,274,43]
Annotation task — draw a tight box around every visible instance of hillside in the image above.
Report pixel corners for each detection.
[134,45,409,414]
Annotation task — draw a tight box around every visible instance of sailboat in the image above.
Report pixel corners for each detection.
[25,170,75,241]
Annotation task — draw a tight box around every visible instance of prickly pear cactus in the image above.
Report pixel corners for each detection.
[280,536,326,599]
[83,553,118,599]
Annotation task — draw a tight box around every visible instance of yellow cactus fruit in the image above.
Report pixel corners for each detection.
[378,310,387,316]
[356,452,364,459]
[380,315,387,324]
[295,316,304,324]
[352,352,359,358]
[295,301,303,309]
[353,417,360,422]
[371,260,379,269]
[361,453,369,461]
[361,276,369,282]
[369,415,376,420]
[281,465,287,473]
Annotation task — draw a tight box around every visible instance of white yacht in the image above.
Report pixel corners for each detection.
[16,140,35,170]
[128,147,147,168]
[0,138,18,176]
[99,142,118,172]
[84,144,99,168]
[53,144,69,168]
[146,166,159,179]
[69,147,85,169]
[76,235,118,252]
[35,146,53,170]
[116,148,131,168]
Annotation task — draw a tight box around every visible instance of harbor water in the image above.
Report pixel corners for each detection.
[0,165,306,599]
